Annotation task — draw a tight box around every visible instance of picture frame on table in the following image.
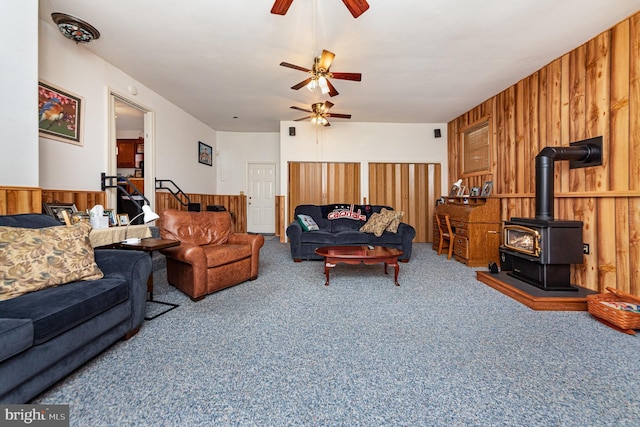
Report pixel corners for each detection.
[470,187,481,197]
[481,181,494,197]
[456,185,467,197]
[43,203,78,224]
[117,213,130,226]
[103,209,117,226]
[198,141,213,166]
[38,80,83,146]
[448,184,460,197]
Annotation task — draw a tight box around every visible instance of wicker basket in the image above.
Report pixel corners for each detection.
[587,287,640,334]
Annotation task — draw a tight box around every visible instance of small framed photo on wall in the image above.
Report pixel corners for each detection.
[198,141,213,166]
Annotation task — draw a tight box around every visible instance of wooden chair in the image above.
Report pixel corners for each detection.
[436,213,454,259]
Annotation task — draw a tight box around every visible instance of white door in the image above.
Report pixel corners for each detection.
[247,163,276,233]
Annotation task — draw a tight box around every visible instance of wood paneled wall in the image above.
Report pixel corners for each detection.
[0,187,107,214]
[368,163,441,243]
[287,162,361,224]
[155,192,247,233]
[275,195,285,242]
[0,187,42,214]
[1,186,247,234]
[448,13,640,295]
[42,189,107,212]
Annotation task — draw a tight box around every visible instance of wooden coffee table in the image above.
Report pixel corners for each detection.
[314,245,404,286]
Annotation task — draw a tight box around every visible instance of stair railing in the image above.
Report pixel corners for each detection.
[100,173,150,211]
[155,178,191,207]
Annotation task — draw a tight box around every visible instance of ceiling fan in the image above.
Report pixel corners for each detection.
[271,0,369,18]
[280,49,362,97]
[290,101,351,126]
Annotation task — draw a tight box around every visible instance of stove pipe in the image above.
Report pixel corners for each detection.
[535,144,600,221]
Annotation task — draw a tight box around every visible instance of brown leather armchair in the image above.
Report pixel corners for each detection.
[158,209,265,301]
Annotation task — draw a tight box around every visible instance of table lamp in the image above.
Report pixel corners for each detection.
[122,205,160,244]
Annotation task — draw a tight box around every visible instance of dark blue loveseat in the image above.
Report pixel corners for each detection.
[286,204,416,262]
[0,214,151,403]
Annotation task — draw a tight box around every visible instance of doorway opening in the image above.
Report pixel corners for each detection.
[108,91,155,212]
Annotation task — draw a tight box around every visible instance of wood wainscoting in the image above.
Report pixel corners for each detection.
[1,187,107,214]
[42,189,107,212]
[0,186,42,214]
[155,192,247,233]
[1,186,248,234]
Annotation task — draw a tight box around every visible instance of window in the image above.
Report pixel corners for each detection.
[460,117,491,176]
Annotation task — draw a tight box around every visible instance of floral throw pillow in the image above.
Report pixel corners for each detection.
[382,208,404,233]
[0,222,103,301]
[359,210,390,237]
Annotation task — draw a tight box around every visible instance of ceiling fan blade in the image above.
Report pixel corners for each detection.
[342,0,369,18]
[291,77,312,90]
[280,62,311,73]
[294,116,311,122]
[290,106,312,113]
[326,79,339,97]
[331,72,362,82]
[323,101,335,111]
[318,50,335,71]
[327,113,352,119]
[271,0,294,15]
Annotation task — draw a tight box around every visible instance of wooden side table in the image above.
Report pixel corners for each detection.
[116,238,180,320]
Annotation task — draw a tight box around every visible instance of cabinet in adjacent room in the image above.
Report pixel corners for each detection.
[433,196,501,267]
[117,139,144,168]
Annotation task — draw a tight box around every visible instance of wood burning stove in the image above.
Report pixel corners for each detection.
[499,137,602,292]
[501,218,583,291]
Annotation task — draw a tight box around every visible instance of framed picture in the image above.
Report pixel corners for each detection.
[38,80,83,146]
[117,213,130,226]
[470,187,481,197]
[134,169,143,178]
[481,181,494,197]
[198,141,213,166]
[43,203,78,224]
[71,212,90,225]
[457,185,467,196]
[103,209,117,226]
[448,184,459,197]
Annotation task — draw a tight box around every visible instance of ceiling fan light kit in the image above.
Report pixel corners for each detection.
[274,2,366,126]
[271,0,369,18]
[290,101,351,127]
[51,12,100,43]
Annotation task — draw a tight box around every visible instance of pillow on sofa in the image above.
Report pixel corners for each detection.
[297,214,320,231]
[382,208,404,233]
[0,222,103,301]
[360,209,396,237]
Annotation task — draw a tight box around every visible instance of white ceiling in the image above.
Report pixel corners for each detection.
[40,0,640,132]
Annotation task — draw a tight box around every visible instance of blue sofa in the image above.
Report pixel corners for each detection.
[286,204,416,262]
[0,214,152,403]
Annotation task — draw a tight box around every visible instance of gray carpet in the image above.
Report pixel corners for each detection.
[34,240,640,426]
